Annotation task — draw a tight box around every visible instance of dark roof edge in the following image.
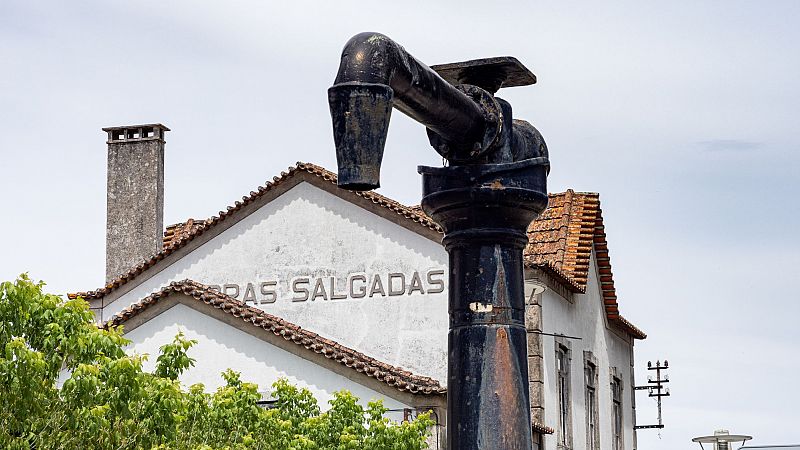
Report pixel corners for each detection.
[526,260,586,293]
[615,315,647,340]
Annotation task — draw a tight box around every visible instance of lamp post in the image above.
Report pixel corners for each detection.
[328,32,550,450]
[692,429,753,450]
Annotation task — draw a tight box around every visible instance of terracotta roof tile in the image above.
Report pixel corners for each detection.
[163,219,204,249]
[106,279,446,395]
[72,162,644,339]
[524,190,598,287]
[522,190,645,339]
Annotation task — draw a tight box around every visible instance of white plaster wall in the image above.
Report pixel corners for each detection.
[125,302,410,420]
[105,182,449,383]
[99,178,641,448]
[540,251,637,450]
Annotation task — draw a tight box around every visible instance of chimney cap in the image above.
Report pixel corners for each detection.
[102,123,170,144]
[102,123,170,132]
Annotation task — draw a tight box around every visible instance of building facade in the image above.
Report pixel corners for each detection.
[72,125,647,449]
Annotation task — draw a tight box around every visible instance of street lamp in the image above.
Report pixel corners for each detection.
[693,429,753,450]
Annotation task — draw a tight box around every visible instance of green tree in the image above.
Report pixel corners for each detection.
[0,275,433,449]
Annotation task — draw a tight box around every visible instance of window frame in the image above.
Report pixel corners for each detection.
[555,341,573,450]
[610,368,624,450]
[584,352,600,450]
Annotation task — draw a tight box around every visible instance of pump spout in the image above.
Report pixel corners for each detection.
[329,32,491,190]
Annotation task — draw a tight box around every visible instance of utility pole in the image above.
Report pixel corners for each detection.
[635,360,671,430]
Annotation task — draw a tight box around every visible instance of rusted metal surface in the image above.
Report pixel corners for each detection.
[329,82,393,189]
[422,162,547,450]
[329,32,551,450]
[443,234,533,449]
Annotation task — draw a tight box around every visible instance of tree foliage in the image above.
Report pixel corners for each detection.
[0,275,433,449]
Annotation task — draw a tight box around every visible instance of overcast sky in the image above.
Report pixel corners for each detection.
[1,1,798,448]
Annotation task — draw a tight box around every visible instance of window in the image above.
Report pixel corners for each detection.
[532,431,542,450]
[611,375,623,450]
[585,361,599,450]
[556,344,572,448]
[583,352,600,450]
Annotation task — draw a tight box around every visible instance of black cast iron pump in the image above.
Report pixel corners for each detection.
[329,32,550,450]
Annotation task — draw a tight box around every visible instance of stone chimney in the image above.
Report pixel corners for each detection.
[102,124,169,283]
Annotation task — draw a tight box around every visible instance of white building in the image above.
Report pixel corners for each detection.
[72,124,647,450]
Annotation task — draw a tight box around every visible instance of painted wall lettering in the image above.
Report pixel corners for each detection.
[349,274,367,298]
[427,269,445,293]
[213,269,446,306]
[291,277,310,302]
[260,281,277,304]
[388,273,405,296]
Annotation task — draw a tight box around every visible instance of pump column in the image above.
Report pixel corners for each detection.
[420,160,549,450]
